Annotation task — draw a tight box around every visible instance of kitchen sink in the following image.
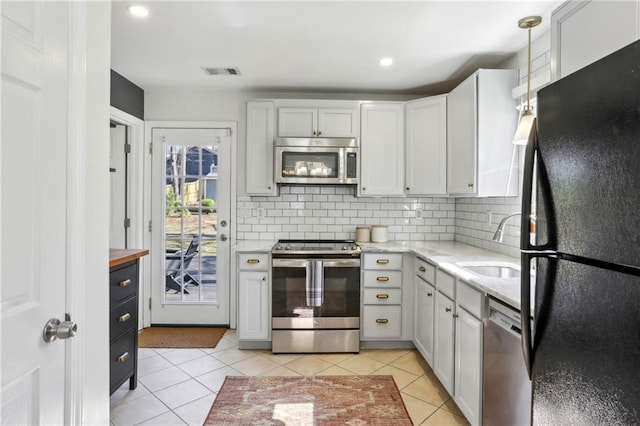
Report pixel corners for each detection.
[457,262,520,279]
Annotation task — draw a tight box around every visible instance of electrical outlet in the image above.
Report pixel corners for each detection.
[414,209,422,219]
[256,208,266,219]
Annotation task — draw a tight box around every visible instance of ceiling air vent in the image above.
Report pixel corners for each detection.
[202,67,241,76]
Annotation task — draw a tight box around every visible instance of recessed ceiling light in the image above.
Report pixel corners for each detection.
[379,57,394,66]
[127,5,149,18]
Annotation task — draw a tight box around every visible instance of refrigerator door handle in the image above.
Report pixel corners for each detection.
[520,121,537,252]
[521,253,534,379]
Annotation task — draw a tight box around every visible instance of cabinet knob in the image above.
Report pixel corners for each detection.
[312,131,317,136]
[318,131,322,136]
[453,313,459,318]
[445,307,452,312]
[376,319,389,324]
[418,266,426,272]
[262,276,266,281]
[362,187,366,191]
[427,292,433,297]
[468,183,474,188]
[267,186,271,190]
[406,187,410,191]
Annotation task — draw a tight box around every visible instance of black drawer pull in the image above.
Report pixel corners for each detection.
[376,319,389,324]
[427,292,433,297]
[376,294,389,299]
[118,313,131,323]
[117,352,130,363]
[376,276,389,282]
[247,259,260,264]
[119,279,132,287]
[376,259,390,265]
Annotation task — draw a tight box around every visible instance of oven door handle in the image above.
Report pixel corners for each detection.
[272,259,308,268]
[322,259,361,268]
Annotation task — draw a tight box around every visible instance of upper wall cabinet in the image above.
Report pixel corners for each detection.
[276,101,359,138]
[359,102,405,196]
[405,96,447,196]
[551,0,640,81]
[447,69,518,197]
[246,101,277,195]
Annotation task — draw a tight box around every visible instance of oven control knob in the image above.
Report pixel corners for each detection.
[274,244,282,250]
[285,244,292,250]
[342,245,348,250]
[351,244,358,250]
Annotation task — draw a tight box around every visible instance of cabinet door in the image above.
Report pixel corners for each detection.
[433,291,455,394]
[454,307,483,426]
[246,101,277,195]
[278,107,317,137]
[405,96,447,195]
[237,270,270,340]
[360,103,404,196]
[414,276,435,366]
[552,0,640,80]
[318,108,358,137]
[447,74,477,195]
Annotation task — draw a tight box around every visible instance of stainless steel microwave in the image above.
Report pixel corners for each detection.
[274,137,359,185]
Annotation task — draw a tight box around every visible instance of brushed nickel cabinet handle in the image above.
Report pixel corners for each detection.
[117,352,130,363]
[376,294,389,299]
[118,313,131,323]
[247,259,260,264]
[419,266,426,272]
[376,319,389,324]
[376,259,389,264]
[119,279,132,287]
[376,276,389,282]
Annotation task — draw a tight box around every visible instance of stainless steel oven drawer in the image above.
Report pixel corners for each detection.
[272,329,360,353]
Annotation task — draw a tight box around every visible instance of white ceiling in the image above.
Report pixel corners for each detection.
[111,1,561,95]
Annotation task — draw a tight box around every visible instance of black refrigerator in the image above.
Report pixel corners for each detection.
[520,39,640,424]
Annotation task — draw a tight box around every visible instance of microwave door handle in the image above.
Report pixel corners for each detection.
[338,148,344,183]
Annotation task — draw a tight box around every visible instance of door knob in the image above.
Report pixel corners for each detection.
[220,220,227,227]
[43,318,78,342]
[220,234,228,241]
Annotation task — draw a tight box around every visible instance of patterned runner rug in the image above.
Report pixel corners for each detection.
[203,375,413,425]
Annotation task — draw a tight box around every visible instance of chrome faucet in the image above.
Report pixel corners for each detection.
[492,212,521,242]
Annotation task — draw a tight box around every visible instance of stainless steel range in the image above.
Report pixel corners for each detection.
[271,240,361,353]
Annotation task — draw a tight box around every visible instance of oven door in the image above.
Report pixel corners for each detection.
[274,146,344,184]
[272,258,360,329]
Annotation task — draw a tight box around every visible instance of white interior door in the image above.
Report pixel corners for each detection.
[110,123,128,248]
[1,2,71,423]
[150,125,232,325]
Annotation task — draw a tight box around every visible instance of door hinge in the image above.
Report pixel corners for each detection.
[124,218,131,228]
[149,142,153,155]
[124,143,131,154]
[148,298,152,310]
[148,220,152,232]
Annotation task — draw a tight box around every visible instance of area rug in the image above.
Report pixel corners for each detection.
[203,375,413,425]
[138,327,226,348]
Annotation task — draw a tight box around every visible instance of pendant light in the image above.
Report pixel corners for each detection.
[513,15,542,145]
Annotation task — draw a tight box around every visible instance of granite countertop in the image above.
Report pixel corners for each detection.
[232,239,528,313]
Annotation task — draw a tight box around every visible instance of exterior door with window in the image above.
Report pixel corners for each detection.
[150,125,232,325]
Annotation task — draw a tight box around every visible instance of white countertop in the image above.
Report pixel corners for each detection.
[233,239,529,313]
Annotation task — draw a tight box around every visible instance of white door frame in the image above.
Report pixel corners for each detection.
[110,107,150,329]
[144,121,237,327]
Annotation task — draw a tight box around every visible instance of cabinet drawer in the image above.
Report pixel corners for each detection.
[363,253,403,270]
[457,280,483,319]
[110,262,138,305]
[239,253,269,271]
[362,305,402,339]
[110,296,138,342]
[363,288,402,305]
[437,269,455,299]
[110,329,136,389]
[363,270,402,288]
[416,257,436,284]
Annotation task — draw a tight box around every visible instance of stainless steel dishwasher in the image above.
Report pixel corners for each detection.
[483,297,532,426]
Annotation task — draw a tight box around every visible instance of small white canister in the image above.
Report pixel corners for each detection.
[371,225,388,243]
[356,226,371,243]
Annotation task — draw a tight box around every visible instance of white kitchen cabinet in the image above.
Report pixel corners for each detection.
[551,0,640,81]
[237,253,270,341]
[405,96,447,195]
[454,281,484,426]
[246,101,277,195]
[447,69,518,197]
[361,252,404,340]
[277,105,359,137]
[414,274,436,366]
[433,289,455,394]
[359,102,404,196]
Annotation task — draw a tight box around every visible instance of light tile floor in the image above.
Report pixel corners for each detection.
[110,330,470,425]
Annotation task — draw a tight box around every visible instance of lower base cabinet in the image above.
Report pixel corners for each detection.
[237,253,270,341]
[414,276,435,365]
[454,306,483,426]
[433,290,455,394]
